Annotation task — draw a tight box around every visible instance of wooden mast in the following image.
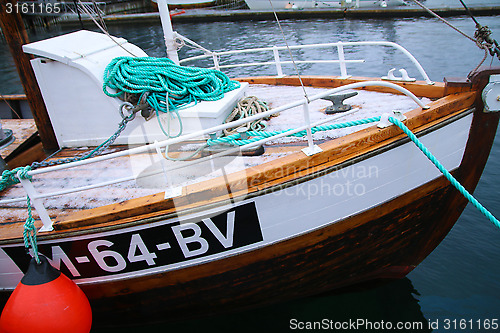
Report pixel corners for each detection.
[0,0,59,152]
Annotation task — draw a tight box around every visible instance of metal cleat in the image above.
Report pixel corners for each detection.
[382,68,416,82]
[378,110,407,128]
[321,91,358,114]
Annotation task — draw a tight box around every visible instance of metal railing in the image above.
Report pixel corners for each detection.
[179,40,434,84]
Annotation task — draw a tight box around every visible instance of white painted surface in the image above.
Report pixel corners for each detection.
[0,248,24,288]
[0,113,473,289]
[23,31,247,147]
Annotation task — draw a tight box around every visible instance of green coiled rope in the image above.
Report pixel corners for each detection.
[389,116,500,230]
[102,56,241,112]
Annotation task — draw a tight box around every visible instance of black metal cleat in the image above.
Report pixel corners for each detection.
[321,91,358,114]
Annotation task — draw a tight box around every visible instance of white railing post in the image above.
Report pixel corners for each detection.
[273,45,284,77]
[301,101,323,156]
[155,142,183,199]
[17,171,53,232]
[212,53,220,71]
[337,41,351,79]
[157,0,180,65]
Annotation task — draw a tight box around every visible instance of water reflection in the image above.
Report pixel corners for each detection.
[1,16,498,94]
[92,278,430,332]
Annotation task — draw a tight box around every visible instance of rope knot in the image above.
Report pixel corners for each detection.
[0,166,32,192]
[15,166,33,181]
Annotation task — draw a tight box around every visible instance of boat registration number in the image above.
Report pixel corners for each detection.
[3,202,263,280]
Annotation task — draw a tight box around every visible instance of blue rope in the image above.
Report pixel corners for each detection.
[207,116,382,146]
[389,116,500,230]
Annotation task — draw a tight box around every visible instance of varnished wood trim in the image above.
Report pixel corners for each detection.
[236,76,448,98]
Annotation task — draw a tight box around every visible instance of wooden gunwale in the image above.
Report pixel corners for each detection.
[237,76,449,98]
[0,84,477,243]
[53,91,476,225]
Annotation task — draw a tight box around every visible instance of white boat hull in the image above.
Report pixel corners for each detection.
[0,111,473,289]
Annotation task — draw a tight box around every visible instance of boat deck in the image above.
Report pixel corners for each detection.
[0,82,432,241]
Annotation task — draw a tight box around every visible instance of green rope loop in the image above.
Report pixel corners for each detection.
[388,116,500,230]
[0,166,40,263]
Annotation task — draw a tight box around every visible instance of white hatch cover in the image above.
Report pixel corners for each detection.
[22,30,131,64]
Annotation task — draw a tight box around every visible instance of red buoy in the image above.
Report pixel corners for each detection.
[0,256,92,333]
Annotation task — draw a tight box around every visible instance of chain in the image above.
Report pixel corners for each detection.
[31,103,139,169]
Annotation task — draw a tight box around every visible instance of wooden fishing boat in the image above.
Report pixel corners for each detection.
[1,0,499,328]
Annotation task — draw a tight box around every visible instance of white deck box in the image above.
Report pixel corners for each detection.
[23,30,247,147]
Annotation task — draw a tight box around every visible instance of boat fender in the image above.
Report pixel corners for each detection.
[0,256,92,333]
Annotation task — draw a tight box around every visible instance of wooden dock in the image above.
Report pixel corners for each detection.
[55,5,500,26]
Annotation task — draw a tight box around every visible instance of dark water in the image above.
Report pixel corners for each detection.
[1,5,500,332]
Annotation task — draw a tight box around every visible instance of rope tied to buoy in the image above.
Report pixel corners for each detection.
[0,166,40,263]
[23,196,40,264]
[102,56,241,112]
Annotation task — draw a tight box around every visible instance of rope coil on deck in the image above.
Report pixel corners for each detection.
[223,96,271,135]
[102,56,241,112]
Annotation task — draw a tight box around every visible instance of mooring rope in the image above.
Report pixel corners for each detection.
[409,0,499,76]
[207,116,381,146]
[0,166,31,191]
[389,116,500,229]
[23,196,40,264]
[209,113,500,230]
